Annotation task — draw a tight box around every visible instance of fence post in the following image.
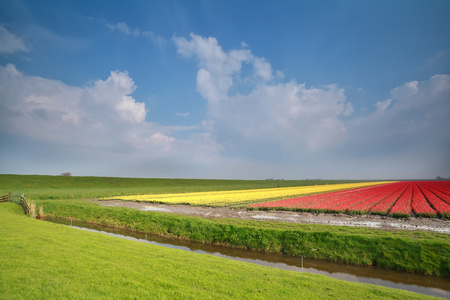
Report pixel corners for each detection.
[20,194,31,216]
[301,256,303,272]
[0,192,11,203]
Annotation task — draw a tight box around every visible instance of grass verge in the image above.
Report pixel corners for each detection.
[36,199,450,277]
[0,202,440,299]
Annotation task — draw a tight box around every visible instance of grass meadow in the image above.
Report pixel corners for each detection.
[0,202,438,299]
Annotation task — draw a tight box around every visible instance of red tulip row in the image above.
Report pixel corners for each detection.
[418,184,450,218]
[248,184,385,212]
[388,183,413,217]
[320,185,388,214]
[410,184,437,217]
[420,182,450,205]
[370,185,407,215]
[248,181,450,218]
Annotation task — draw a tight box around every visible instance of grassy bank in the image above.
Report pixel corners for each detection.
[0,203,438,299]
[37,199,450,277]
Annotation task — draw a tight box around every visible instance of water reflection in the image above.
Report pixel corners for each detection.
[44,217,449,299]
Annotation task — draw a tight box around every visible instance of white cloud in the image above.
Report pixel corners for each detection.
[174,33,281,101]
[172,33,449,179]
[142,31,166,46]
[115,96,146,123]
[2,28,448,179]
[175,34,353,153]
[145,133,175,153]
[345,74,450,177]
[390,80,419,100]
[375,98,392,112]
[0,64,219,163]
[0,26,28,54]
[107,21,165,45]
[253,57,273,81]
[275,70,285,80]
[107,22,140,37]
[84,70,146,125]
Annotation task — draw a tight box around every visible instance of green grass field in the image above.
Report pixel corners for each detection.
[0,175,450,277]
[0,203,439,299]
[1,175,449,277]
[35,199,450,276]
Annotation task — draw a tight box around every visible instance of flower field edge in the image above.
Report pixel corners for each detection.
[249,181,450,219]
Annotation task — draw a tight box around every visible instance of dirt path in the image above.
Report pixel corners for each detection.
[91,199,450,234]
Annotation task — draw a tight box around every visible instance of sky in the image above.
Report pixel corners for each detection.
[0,0,449,180]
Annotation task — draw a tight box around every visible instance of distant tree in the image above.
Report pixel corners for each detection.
[60,172,72,176]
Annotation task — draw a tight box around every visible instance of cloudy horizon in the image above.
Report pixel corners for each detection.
[1,1,449,180]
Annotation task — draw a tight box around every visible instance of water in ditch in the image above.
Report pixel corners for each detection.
[44,217,450,299]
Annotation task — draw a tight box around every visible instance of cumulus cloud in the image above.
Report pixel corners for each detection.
[253,57,273,81]
[0,26,28,54]
[0,64,219,162]
[2,29,448,179]
[172,33,449,179]
[175,34,253,103]
[0,64,145,148]
[343,74,450,177]
[376,75,449,124]
[174,33,353,154]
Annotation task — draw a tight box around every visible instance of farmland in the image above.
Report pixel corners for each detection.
[0,174,370,200]
[98,179,450,219]
[100,181,392,207]
[1,175,449,282]
[249,181,450,218]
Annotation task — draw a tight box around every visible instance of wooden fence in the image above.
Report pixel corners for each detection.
[20,194,31,216]
[0,192,11,203]
[0,192,34,216]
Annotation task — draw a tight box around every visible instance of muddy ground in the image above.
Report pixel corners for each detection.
[91,199,450,234]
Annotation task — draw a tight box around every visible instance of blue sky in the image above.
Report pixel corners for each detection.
[1,0,449,179]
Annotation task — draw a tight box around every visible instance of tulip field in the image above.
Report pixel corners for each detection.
[249,181,450,218]
[101,181,390,207]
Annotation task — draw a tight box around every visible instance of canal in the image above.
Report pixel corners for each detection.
[44,217,450,299]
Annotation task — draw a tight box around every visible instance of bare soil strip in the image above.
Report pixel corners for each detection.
[92,200,450,234]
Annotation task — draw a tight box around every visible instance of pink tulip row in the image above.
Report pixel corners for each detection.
[249,181,450,218]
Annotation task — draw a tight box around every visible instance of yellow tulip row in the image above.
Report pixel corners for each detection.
[101,181,393,207]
